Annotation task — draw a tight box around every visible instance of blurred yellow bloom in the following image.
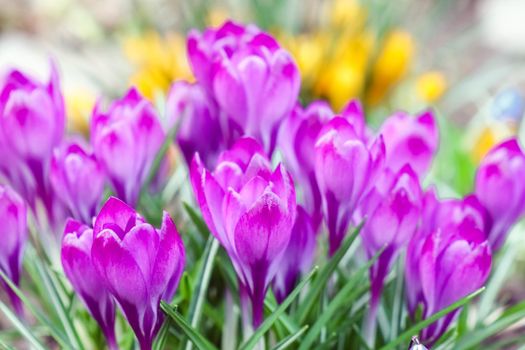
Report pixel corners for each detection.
[330,0,366,29]
[208,8,229,27]
[417,71,447,103]
[123,32,192,100]
[367,30,414,106]
[65,90,96,135]
[471,122,516,163]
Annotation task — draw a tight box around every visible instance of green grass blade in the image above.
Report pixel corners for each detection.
[379,287,485,350]
[185,237,220,350]
[298,247,383,350]
[239,266,319,350]
[0,270,71,348]
[0,300,47,350]
[183,202,211,237]
[160,302,218,350]
[295,223,364,323]
[271,325,309,350]
[454,298,525,350]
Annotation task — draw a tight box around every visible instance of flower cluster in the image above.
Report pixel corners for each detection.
[0,19,524,349]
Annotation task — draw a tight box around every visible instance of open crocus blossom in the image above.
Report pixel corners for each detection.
[475,138,525,250]
[0,64,65,224]
[413,225,491,344]
[188,20,300,154]
[91,88,165,207]
[166,81,223,168]
[315,116,385,255]
[61,219,117,349]
[359,165,422,343]
[50,140,105,224]
[190,137,296,327]
[405,188,489,314]
[272,206,316,303]
[379,110,438,178]
[0,185,27,316]
[91,197,185,350]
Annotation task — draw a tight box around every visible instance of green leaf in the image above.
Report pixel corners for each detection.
[0,269,71,348]
[185,237,220,350]
[239,266,319,350]
[295,223,363,323]
[183,202,211,237]
[379,287,485,350]
[271,325,309,350]
[264,296,300,334]
[454,298,525,350]
[0,300,47,350]
[152,318,171,350]
[298,247,382,350]
[160,302,218,350]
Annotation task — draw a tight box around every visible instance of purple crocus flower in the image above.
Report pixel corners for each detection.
[272,206,316,303]
[91,88,165,207]
[0,185,27,316]
[190,137,296,327]
[61,219,117,349]
[414,224,491,344]
[0,64,65,225]
[475,139,525,250]
[360,165,422,343]
[405,188,489,315]
[315,116,385,255]
[50,140,105,224]
[166,81,223,168]
[188,20,300,154]
[379,110,438,178]
[91,197,185,350]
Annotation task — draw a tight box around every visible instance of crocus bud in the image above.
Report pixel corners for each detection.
[273,206,316,303]
[91,88,165,207]
[166,81,223,168]
[50,140,105,224]
[360,165,422,343]
[188,20,300,154]
[413,225,491,344]
[190,137,296,327]
[315,117,385,255]
[0,64,65,222]
[379,110,438,178]
[278,100,367,231]
[91,197,185,350]
[61,219,117,349]
[405,188,489,315]
[475,139,525,249]
[0,185,27,316]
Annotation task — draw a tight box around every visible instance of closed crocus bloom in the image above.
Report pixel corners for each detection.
[0,64,65,222]
[278,100,367,230]
[416,225,491,344]
[379,110,439,178]
[166,81,223,168]
[405,188,489,314]
[360,165,422,344]
[61,219,117,349]
[315,116,385,255]
[190,137,296,327]
[91,197,185,350]
[273,206,316,303]
[50,140,105,224]
[0,185,27,316]
[475,139,525,250]
[188,20,300,154]
[91,88,165,206]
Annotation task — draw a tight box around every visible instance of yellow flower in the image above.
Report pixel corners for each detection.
[367,30,414,106]
[330,0,366,29]
[417,71,447,103]
[280,33,326,87]
[65,89,96,135]
[123,32,192,100]
[471,122,516,163]
[207,8,229,27]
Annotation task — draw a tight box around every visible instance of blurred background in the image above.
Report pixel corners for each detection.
[2,0,525,334]
[0,0,524,192]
